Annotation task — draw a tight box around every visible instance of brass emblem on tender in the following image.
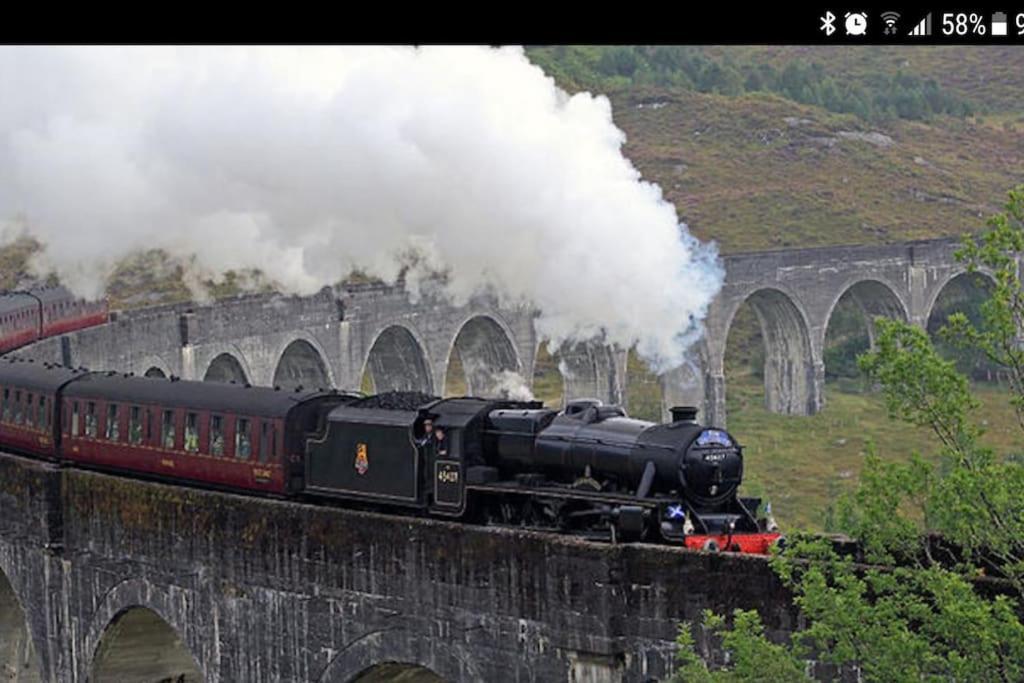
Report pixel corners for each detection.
[354,442,369,475]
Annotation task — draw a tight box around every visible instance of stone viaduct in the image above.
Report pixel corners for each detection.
[15,237,985,428]
[0,451,802,682]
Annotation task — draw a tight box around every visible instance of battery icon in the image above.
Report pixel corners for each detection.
[992,12,1008,36]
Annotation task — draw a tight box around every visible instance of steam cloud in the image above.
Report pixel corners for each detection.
[493,370,536,402]
[0,46,723,371]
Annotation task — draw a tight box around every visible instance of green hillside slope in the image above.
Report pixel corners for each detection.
[528,46,1024,252]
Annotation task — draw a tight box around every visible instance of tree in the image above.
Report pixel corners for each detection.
[674,187,1024,681]
[946,187,1024,430]
[674,610,806,683]
[596,47,640,79]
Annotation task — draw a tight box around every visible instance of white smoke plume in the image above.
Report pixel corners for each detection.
[492,370,536,402]
[0,46,723,371]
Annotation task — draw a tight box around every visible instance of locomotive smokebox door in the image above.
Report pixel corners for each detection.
[434,459,463,508]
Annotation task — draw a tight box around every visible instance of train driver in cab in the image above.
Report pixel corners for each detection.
[432,427,448,458]
[417,417,435,447]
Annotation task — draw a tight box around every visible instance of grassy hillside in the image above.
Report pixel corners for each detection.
[529,46,1024,253]
[615,88,1021,252]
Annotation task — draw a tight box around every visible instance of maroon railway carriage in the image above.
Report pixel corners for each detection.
[0,286,109,355]
[0,293,43,354]
[61,373,346,495]
[37,286,109,337]
[0,358,87,458]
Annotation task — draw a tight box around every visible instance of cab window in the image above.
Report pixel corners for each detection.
[129,406,143,444]
[161,410,176,449]
[210,415,224,456]
[184,413,199,452]
[37,396,48,430]
[235,418,251,460]
[85,402,97,437]
[106,404,120,441]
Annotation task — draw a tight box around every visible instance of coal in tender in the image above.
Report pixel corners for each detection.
[351,391,439,411]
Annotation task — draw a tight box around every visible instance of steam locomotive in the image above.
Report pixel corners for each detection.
[0,356,780,553]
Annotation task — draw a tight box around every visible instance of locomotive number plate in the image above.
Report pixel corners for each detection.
[434,460,462,507]
[702,450,730,462]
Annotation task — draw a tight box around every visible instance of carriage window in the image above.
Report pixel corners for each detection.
[260,422,272,463]
[184,413,199,452]
[24,394,34,427]
[85,402,97,437]
[71,401,79,435]
[161,410,176,449]
[14,391,23,425]
[235,418,251,460]
[210,415,224,456]
[38,396,48,430]
[1,388,9,423]
[129,406,143,444]
[105,404,120,441]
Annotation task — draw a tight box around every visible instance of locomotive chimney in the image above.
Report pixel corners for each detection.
[670,406,698,424]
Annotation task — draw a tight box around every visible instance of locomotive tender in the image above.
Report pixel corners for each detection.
[0,356,780,554]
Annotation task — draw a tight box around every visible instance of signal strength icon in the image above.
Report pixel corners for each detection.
[881,11,901,35]
[909,12,932,36]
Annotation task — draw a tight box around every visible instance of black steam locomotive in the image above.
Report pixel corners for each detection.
[308,393,780,552]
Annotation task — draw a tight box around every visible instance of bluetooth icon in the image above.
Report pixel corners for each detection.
[820,11,837,36]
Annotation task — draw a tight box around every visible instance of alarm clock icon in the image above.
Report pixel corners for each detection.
[845,12,868,35]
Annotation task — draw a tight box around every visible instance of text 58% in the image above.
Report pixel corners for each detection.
[942,13,985,35]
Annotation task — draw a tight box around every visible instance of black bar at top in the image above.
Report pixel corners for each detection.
[4,6,1023,45]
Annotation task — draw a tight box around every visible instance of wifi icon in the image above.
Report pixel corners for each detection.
[881,11,901,35]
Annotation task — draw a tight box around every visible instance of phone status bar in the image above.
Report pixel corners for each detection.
[818,9,1024,42]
